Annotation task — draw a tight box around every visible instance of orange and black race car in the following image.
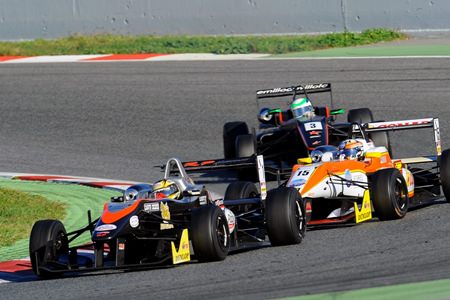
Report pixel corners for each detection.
[29,158,305,278]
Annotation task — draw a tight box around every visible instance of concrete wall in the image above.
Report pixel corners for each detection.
[0,0,449,40]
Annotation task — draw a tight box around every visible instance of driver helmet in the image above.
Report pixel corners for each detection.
[291,98,314,121]
[338,139,364,161]
[150,179,180,200]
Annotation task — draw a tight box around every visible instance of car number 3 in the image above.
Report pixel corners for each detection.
[304,122,323,131]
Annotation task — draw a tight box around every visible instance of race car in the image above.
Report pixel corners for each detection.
[219,83,391,180]
[29,157,305,278]
[283,117,449,226]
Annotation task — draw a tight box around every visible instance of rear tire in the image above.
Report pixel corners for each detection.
[372,168,409,220]
[266,187,306,246]
[440,149,450,202]
[29,219,68,278]
[235,134,258,181]
[223,122,249,159]
[348,108,392,155]
[191,205,230,262]
[224,181,258,200]
[236,134,256,158]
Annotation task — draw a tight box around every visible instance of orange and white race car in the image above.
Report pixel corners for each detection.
[285,117,450,226]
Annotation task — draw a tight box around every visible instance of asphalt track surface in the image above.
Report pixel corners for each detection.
[1,58,450,299]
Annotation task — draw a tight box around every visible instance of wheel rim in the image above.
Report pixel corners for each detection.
[53,231,67,258]
[215,215,228,250]
[394,177,407,210]
[295,201,305,236]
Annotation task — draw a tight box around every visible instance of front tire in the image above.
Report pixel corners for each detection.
[266,187,306,246]
[440,149,450,202]
[372,168,409,220]
[191,205,230,262]
[29,219,68,278]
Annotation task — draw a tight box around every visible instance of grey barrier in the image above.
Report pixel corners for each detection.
[0,0,449,40]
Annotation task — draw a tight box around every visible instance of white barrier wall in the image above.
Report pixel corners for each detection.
[0,0,449,40]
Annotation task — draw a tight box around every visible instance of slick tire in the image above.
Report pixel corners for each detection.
[29,219,68,278]
[235,134,258,181]
[224,181,259,201]
[266,187,306,246]
[372,168,409,220]
[347,108,392,155]
[440,149,450,202]
[191,205,230,262]
[223,121,249,159]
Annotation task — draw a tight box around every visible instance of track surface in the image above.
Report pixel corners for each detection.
[1,59,450,299]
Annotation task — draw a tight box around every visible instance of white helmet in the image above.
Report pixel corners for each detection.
[291,98,314,121]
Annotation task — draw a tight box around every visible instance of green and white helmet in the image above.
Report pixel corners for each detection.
[290,97,314,121]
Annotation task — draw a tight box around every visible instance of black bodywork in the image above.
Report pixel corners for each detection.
[29,158,271,277]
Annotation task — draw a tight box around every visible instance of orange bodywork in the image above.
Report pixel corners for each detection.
[101,200,142,224]
[296,151,392,196]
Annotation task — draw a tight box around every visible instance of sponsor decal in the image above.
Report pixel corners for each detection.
[95,224,117,231]
[144,202,160,212]
[304,122,323,131]
[312,141,321,146]
[344,169,352,187]
[257,155,267,200]
[118,243,125,251]
[394,160,402,170]
[380,155,387,164]
[224,208,236,233]
[199,195,207,205]
[367,118,432,129]
[96,231,109,237]
[291,178,306,187]
[354,190,372,223]
[160,202,174,230]
[309,130,321,135]
[256,83,329,96]
[434,118,442,155]
[310,135,321,139]
[129,215,139,228]
[171,229,191,264]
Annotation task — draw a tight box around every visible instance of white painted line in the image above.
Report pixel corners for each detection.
[262,55,450,60]
[2,55,107,63]
[149,53,270,61]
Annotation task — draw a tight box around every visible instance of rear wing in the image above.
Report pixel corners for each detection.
[181,156,268,200]
[256,83,332,99]
[354,117,442,164]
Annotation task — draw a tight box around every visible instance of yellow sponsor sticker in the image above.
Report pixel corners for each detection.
[354,190,372,223]
[171,229,191,264]
[160,202,174,230]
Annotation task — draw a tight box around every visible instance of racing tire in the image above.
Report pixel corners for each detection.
[371,168,409,220]
[223,121,249,159]
[236,134,256,158]
[191,205,230,262]
[440,149,450,202]
[235,134,258,181]
[224,181,258,200]
[29,219,68,278]
[265,187,306,246]
[347,108,392,155]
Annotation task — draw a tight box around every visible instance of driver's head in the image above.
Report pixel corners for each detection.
[150,179,180,200]
[291,98,314,121]
[338,139,364,161]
